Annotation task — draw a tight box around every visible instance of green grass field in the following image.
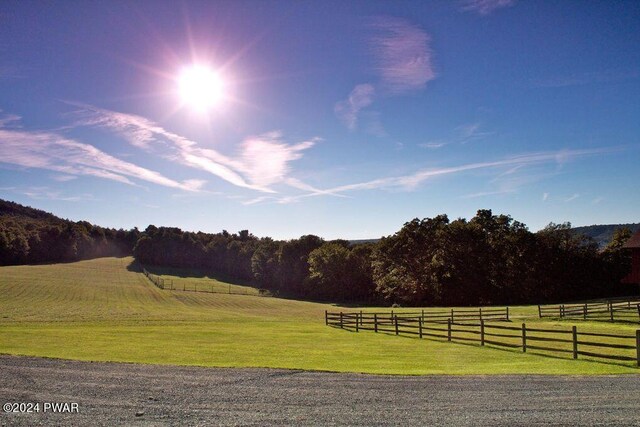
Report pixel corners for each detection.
[1,257,639,375]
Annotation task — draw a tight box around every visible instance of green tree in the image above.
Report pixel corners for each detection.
[277,235,324,296]
[372,215,450,306]
[251,238,280,289]
[307,243,352,300]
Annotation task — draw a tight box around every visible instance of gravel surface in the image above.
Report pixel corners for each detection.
[1,355,640,426]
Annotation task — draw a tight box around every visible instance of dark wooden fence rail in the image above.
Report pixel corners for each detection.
[333,307,509,324]
[325,311,640,367]
[538,298,640,322]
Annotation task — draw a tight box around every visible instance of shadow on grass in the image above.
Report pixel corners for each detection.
[126,260,253,286]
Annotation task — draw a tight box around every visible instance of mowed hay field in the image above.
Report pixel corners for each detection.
[0,257,638,375]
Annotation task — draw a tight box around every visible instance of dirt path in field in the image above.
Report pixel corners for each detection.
[1,355,639,426]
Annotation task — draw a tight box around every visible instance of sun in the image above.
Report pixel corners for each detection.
[178,65,225,112]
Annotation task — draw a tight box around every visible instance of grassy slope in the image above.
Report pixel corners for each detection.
[0,257,638,375]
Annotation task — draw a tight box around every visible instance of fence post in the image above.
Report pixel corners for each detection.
[583,304,587,320]
[610,303,614,322]
[360,310,363,327]
[561,304,564,318]
[421,309,425,318]
[506,307,510,321]
[374,314,378,333]
[394,315,399,336]
[183,282,185,291]
[479,308,483,322]
[522,323,527,353]
[340,312,344,329]
[451,308,454,323]
[355,313,359,332]
[538,305,542,318]
[636,330,640,367]
[637,304,640,322]
[419,317,423,339]
[447,319,452,342]
[572,326,578,359]
[325,310,328,326]
[480,320,485,346]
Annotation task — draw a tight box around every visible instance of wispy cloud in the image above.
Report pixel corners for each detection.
[316,147,616,194]
[22,188,95,202]
[51,174,78,182]
[0,122,204,192]
[246,147,616,205]
[456,122,494,144]
[335,17,434,131]
[419,121,493,149]
[236,132,315,188]
[487,164,557,195]
[419,141,447,150]
[242,196,275,206]
[564,193,580,202]
[370,17,435,93]
[461,189,515,199]
[70,104,317,194]
[0,111,21,128]
[591,197,603,205]
[335,84,375,130]
[459,0,515,15]
[542,192,549,201]
[71,105,167,150]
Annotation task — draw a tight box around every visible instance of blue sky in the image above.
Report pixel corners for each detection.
[1,0,639,239]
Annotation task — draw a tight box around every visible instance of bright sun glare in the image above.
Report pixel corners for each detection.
[178,65,225,112]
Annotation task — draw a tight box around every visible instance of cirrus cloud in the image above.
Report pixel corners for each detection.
[459,0,515,15]
[335,17,435,132]
[369,17,436,93]
[69,104,318,194]
[334,84,375,130]
[0,127,205,191]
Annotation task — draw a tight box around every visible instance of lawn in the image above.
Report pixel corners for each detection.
[0,257,638,375]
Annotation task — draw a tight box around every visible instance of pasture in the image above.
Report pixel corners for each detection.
[0,257,639,375]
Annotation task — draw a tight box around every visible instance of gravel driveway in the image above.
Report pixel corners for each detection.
[1,355,639,426]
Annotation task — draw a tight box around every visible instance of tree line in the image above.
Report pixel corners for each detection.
[0,199,139,265]
[131,209,633,305]
[132,227,375,302]
[1,198,634,305]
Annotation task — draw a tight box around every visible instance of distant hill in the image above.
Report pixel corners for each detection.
[0,198,138,265]
[572,223,640,248]
[0,199,63,222]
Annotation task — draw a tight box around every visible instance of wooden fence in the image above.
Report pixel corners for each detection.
[326,311,640,367]
[143,268,174,290]
[142,267,270,297]
[538,298,640,322]
[344,307,509,323]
